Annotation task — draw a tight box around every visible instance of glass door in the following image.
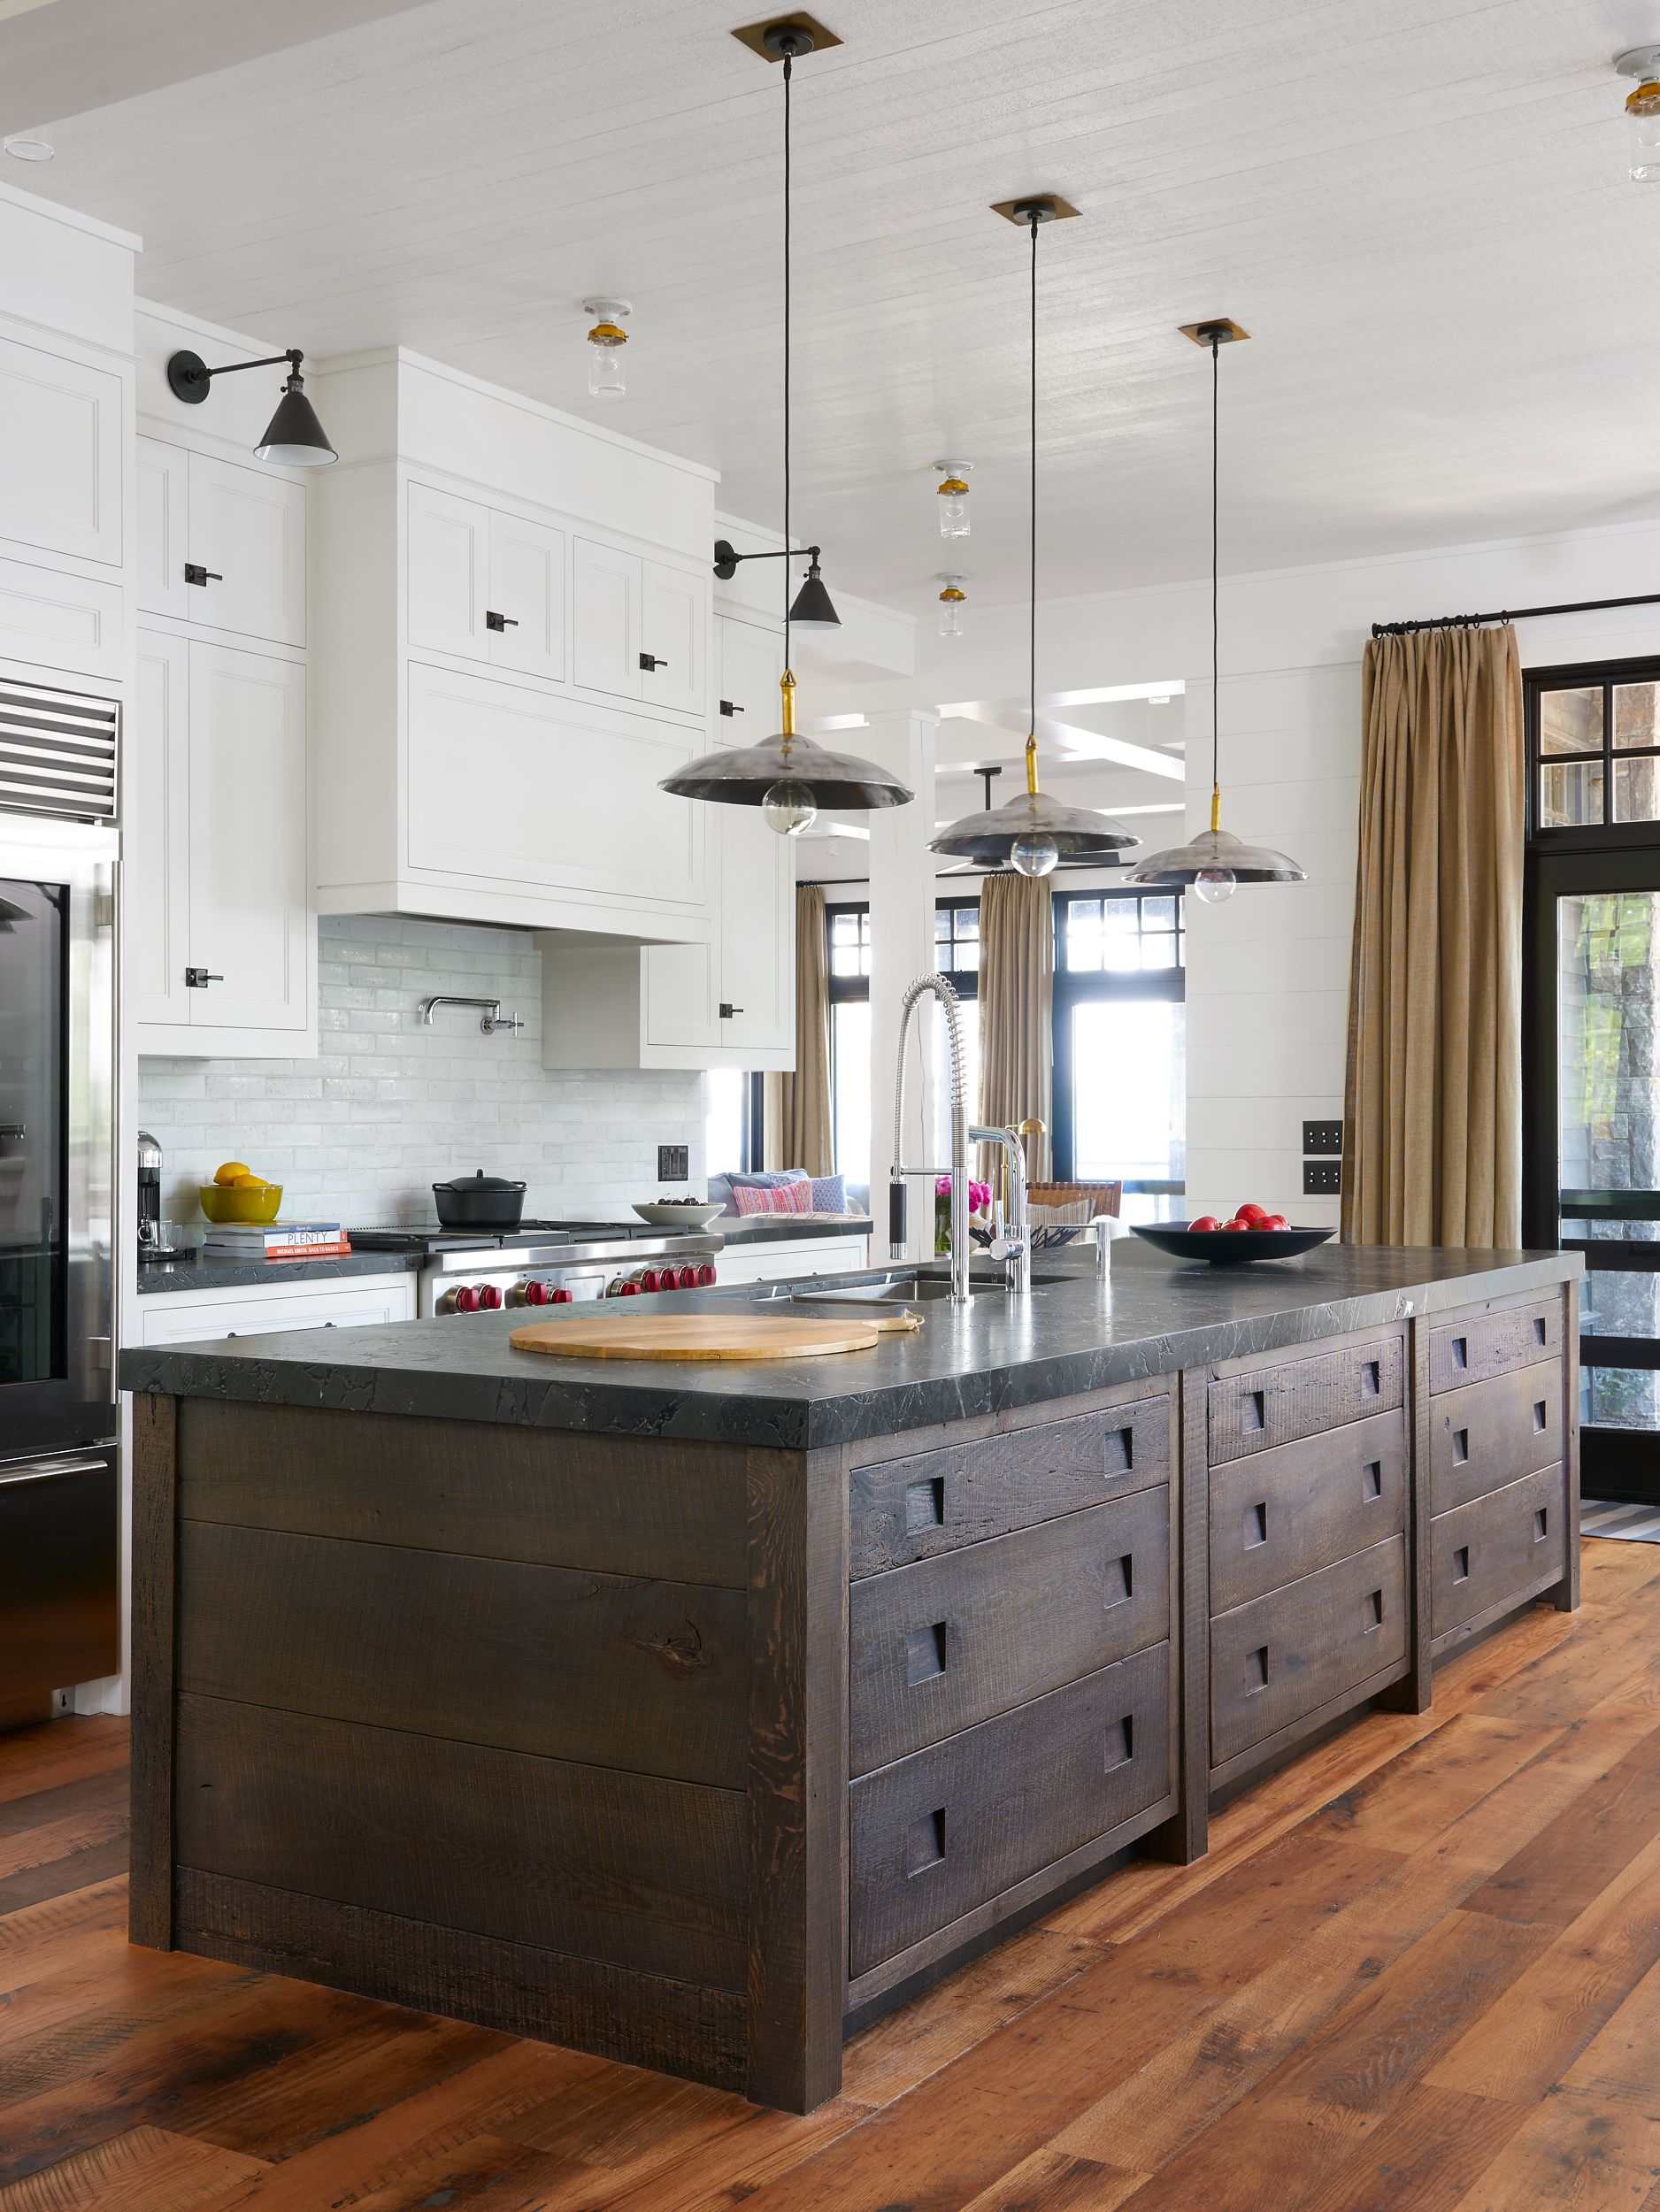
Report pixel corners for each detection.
[0,875,66,1394]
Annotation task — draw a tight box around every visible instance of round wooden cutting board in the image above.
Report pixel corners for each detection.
[508,1310,885,1361]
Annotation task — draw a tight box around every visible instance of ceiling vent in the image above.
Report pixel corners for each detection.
[0,680,119,823]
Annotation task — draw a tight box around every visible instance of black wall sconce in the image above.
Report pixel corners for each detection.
[711,537,840,633]
[165,346,337,468]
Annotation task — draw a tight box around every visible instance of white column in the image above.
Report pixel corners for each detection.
[862,709,939,1263]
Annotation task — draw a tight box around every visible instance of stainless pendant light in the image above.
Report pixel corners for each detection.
[661,18,910,834]
[930,196,1137,877]
[1128,321,1303,902]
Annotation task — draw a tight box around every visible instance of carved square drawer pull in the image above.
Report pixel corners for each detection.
[1451,1335,1469,1370]
[1363,1460,1383,1499]
[1245,1501,1269,1548]
[1533,1401,1548,1432]
[1364,1587,1384,1631]
[1453,1546,1471,1582]
[1452,1428,1470,1465]
[1534,1508,1549,1541]
[1533,1316,1548,1346]
[1243,1389,1266,1432]
[1103,1425,1134,1475]
[1247,1645,1270,1694]
[1362,1360,1381,1395]
[906,1476,946,1532]
[1103,1553,1134,1609]
[906,1808,946,1877]
[1105,1715,1134,1772]
[906,1621,948,1684]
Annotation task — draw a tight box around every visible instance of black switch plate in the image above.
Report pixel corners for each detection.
[1304,1159,1342,1196]
[657,1144,689,1182]
[1303,1120,1343,1156]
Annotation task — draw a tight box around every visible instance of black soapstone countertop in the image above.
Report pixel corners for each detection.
[137,1249,424,1294]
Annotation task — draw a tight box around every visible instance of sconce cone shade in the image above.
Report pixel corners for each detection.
[1127,823,1305,887]
[254,375,337,466]
[787,562,840,632]
[930,785,1140,868]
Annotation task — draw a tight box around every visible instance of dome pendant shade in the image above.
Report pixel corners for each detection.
[929,782,1139,868]
[787,560,840,632]
[252,373,337,466]
[1127,823,1305,887]
[663,727,911,810]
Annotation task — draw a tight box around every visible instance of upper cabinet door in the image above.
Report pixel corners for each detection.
[135,437,192,621]
[572,537,642,701]
[640,562,707,718]
[129,630,194,1029]
[187,642,309,1033]
[0,335,122,567]
[406,480,490,664]
[487,508,565,682]
[187,453,306,648]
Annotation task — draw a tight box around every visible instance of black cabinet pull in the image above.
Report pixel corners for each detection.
[718,1002,744,1019]
[486,611,519,632]
[719,698,745,716]
[640,651,670,672]
[184,564,223,587]
[184,967,224,989]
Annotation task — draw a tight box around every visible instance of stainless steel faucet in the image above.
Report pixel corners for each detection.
[890,972,972,1305]
[419,995,524,1035]
[971,1123,1031,1294]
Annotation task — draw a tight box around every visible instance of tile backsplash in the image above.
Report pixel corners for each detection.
[136,917,705,1229]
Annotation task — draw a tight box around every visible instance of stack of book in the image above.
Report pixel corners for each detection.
[201,1221,351,1262]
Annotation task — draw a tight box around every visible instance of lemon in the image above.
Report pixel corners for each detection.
[231,1173,269,1190]
[214,1161,250,1187]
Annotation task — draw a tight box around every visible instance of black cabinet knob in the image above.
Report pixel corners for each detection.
[184,967,224,989]
[719,699,745,716]
[486,611,519,632]
[640,652,670,672]
[184,565,224,587]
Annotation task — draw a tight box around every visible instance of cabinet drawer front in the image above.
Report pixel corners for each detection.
[1209,1410,1407,1615]
[849,1399,1171,1578]
[849,1642,1170,1978]
[1209,1336,1403,1463]
[1430,1362,1564,1517]
[1429,1300,1560,1393]
[0,554,123,680]
[849,1486,1169,1775]
[1432,1464,1564,1641]
[1210,1536,1406,1769]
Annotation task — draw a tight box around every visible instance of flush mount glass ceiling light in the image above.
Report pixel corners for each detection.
[165,346,336,466]
[938,574,966,637]
[930,196,1137,879]
[662,16,911,835]
[1129,319,1303,903]
[936,461,972,537]
[1618,48,1660,179]
[583,297,630,398]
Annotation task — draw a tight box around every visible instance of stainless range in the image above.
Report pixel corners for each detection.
[348,1220,725,1318]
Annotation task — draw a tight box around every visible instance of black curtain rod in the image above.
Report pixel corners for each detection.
[1372,590,1660,639]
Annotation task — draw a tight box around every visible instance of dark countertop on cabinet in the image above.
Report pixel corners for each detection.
[136,1250,423,1294]
[119,1240,1579,1452]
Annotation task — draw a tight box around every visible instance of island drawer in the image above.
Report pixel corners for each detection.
[849,1485,1169,1774]
[1208,1410,1407,1615]
[1429,1299,1561,1394]
[849,1397,1171,1578]
[1210,1535,1407,1770]
[1208,1335,1404,1465]
[1428,1362,1563,1517]
[848,1640,1170,1978]
[1431,1463,1564,1643]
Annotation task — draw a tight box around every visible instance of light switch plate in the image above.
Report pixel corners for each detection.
[1304,1159,1342,1196]
[657,1143,689,1182]
[1303,1120,1343,1156]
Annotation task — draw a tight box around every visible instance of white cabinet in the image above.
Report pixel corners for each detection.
[0,334,123,568]
[712,1233,871,1286]
[134,1273,417,1347]
[130,628,311,1053]
[405,480,565,682]
[136,437,305,647]
[573,536,705,718]
[0,552,124,680]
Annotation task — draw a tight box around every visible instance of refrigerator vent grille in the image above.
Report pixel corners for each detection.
[0,681,119,824]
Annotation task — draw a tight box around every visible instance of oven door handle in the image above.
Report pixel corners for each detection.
[0,1454,108,1489]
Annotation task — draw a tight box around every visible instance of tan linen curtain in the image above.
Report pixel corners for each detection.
[977,871,1054,1187]
[1342,625,1524,1248]
[773,884,833,1177]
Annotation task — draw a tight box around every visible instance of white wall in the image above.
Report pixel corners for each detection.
[812,517,1660,1230]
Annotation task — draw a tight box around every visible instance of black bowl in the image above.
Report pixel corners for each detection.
[1131,1222,1336,1266]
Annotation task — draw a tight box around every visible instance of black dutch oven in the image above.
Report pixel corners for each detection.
[433,1169,526,1231]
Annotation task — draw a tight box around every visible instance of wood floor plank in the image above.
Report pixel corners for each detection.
[958,2148,1151,2211]
[0,1878,127,2001]
[583,2096,877,2212]
[0,1722,127,1811]
[1460,1720,1660,1929]
[1310,1715,1559,1857]
[0,2126,268,2212]
[1292,2085,1527,2212]
[1443,2085,1660,2210]
[0,1839,130,1919]
[1560,1961,1660,2104]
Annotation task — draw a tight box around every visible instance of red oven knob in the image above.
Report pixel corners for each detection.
[676,1264,698,1290]
[696,1263,717,1286]
[619,1278,642,1295]
[454,1285,480,1313]
[478,1283,503,1310]
[550,1285,573,1302]
[638,1268,662,1294]
[523,1279,549,1305]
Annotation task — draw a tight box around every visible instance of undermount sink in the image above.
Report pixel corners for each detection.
[752,1269,1072,1308]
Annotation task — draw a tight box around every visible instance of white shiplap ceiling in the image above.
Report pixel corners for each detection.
[13,0,1660,625]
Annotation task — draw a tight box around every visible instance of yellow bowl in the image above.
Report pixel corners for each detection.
[198,1182,283,1225]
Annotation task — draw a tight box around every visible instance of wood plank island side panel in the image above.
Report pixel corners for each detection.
[1207,1333,1406,1463]
[1559,1277,1581,1613]
[1379,1311,1435,1716]
[176,1521,749,1788]
[743,1443,849,2114]
[1146,1369,1208,1865]
[173,1694,748,1990]
[1428,1295,1562,1393]
[849,1486,1170,1775]
[173,1869,748,2093]
[1207,1409,1408,1616]
[129,1391,178,1951]
[848,1642,1172,1981]
[847,1382,1172,1578]
[1427,1360,1564,1517]
[174,1398,749,1587]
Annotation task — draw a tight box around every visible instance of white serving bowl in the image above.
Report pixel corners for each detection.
[632,1201,725,1229]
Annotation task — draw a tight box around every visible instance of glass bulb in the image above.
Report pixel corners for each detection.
[1010,833,1059,878]
[939,489,970,539]
[588,340,626,400]
[762,780,817,836]
[1193,867,1237,904]
[1630,85,1660,180]
[939,598,964,640]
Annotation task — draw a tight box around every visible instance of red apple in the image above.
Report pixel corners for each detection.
[1235,1202,1269,1226]
[1260,1213,1289,1232]
[1220,1217,1249,1232]
[1188,1215,1220,1233]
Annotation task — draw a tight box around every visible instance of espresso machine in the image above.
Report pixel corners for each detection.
[137,1131,162,1258]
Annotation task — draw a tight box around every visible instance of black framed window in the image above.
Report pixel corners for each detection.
[1051,889,1186,1217]
[826,902,871,1177]
[1529,662,1660,842]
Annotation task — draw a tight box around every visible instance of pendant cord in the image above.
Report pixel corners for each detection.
[1210,334,1220,830]
[1026,209,1039,798]
[782,50,793,682]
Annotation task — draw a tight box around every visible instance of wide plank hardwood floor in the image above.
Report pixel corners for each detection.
[3,1538,1659,2209]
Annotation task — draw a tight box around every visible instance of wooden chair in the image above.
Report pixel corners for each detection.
[1026,1179,1124,1219]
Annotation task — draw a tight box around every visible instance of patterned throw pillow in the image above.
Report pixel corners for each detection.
[733,1181,813,1217]
[808,1174,849,1215]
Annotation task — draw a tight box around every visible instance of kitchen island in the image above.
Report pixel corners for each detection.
[121,1240,1579,2112]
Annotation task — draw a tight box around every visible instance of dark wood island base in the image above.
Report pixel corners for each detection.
[127,1263,1579,2114]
